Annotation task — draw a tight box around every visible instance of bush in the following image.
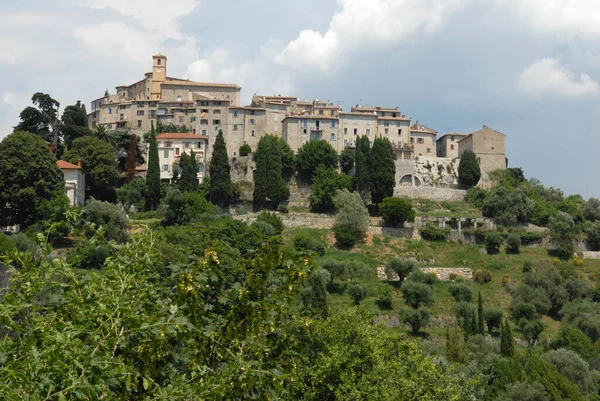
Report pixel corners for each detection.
[485,232,503,255]
[348,283,369,305]
[379,197,415,228]
[309,167,353,212]
[294,232,325,255]
[333,189,369,249]
[0,233,15,256]
[419,223,449,241]
[384,258,414,283]
[239,143,251,157]
[256,211,284,235]
[277,204,288,214]
[82,198,129,243]
[252,221,276,236]
[10,233,38,255]
[66,243,112,270]
[551,324,598,362]
[401,281,433,309]
[549,212,577,260]
[506,232,521,254]
[473,269,492,284]
[295,140,338,182]
[523,261,533,273]
[448,283,474,302]
[483,308,503,334]
[458,150,481,188]
[376,284,394,310]
[520,232,544,245]
[321,260,347,284]
[465,187,488,208]
[399,307,430,334]
[407,270,437,286]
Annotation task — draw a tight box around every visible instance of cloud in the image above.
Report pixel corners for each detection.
[517,58,599,97]
[512,0,600,37]
[276,0,469,71]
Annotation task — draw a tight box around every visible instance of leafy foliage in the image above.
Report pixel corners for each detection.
[379,197,415,227]
[239,143,251,156]
[399,307,430,334]
[332,189,369,249]
[401,281,433,309]
[295,140,338,182]
[354,135,371,204]
[419,222,449,241]
[458,150,481,188]
[209,130,234,208]
[253,135,289,209]
[348,283,369,305]
[309,167,352,212]
[81,198,130,243]
[384,258,414,284]
[506,232,522,254]
[448,283,474,302]
[485,232,503,254]
[339,148,354,174]
[369,137,396,204]
[177,150,198,193]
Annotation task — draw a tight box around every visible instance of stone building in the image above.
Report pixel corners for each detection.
[410,121,437,156]
[458,125,507,173]
[155,133,209,183]
[436,132,467,159]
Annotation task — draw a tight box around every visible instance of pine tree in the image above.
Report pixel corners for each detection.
[370,136,396,204]
[209,130,233,207]
[354,135,371,204]
[145,121,161,210]
[253,135,289,209]
[478,291,485,335]
[178,149,198,192]
[124,134,138,182]
[500,318,515,358]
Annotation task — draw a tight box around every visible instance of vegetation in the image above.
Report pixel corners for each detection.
[253,135,289,209]
[369,137,396,204]
[332,189,369,249]
[295,140,338,182]
[145,121,161,210]
[379,197,415,227]
[239,143,251,156]
[309,167,352,212]
[458,150,481,188]
[177,150,198,193]
[209,130,235,208]
[354,135,371,204]
[339,148,354,174]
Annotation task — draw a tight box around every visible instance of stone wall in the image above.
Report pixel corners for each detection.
[377,266,472,281]
[393,186,467,202]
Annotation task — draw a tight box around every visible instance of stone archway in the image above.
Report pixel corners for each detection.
[399,174,421,187]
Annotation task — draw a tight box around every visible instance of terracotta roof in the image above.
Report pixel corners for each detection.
[282,115,338,121]
[410,121,437,135]
[229,106,266,111]
[338,111,378,117]
[352,106,399,112]
[378,116,411,121]
[153,53,167,59]
[57,160,81,170]
[156,133,209,140]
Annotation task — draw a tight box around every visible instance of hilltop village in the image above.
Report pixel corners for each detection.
[87,54,507,189]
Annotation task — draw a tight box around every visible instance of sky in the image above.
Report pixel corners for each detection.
[2,0,600,198]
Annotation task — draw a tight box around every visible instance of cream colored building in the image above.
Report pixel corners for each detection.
[436,133,467,159]
[57,160,85,206]
[458,125,507,173]
[282,115,341,152]
[410,121,437,156]
[155,133,209,183]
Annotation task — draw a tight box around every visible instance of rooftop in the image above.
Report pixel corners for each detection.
[164,77,240,89]
[410,121,437,135]
[57,160,82,170]
[156,133,209,140]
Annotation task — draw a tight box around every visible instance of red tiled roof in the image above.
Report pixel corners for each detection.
[57,160,81,169]
[156,133,209,140]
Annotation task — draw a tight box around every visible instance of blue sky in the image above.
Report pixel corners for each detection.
[1,0,600,197]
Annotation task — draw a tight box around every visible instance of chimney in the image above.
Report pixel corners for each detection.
[77,160,83,168]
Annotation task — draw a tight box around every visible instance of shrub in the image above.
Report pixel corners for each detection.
[523,261,533,273]
[520,232,544,245]
[0,233,15,256]
[348,283,369,305]
[407,270,437,286]
[399,307,430,334]
[419,223,449,241]
[277,204,288,214]
[448,283,474,302]
[321,260,347,284]
[256,211,284,235]
[252,221,276,236]
[10,233,38,255]
[485,232,503,255]
[384,258,414,283]
[473,269,492,284]
[376,284,394,310]
[239,143,251,157]
[483,308,503,334]
[294,232,325,255]
[449,272,458,281]
[66,243,112,270]
[82,198,129,243]
[401,281,433,309]
[309,167,353,212]
[506,232,521,254]
[333,226,359,249]
[295,140,338,182]
[572,258,584,267]
[379,197,415,228]
[551,324,598,362]
[333,189,369,249]
[549,212,577,260]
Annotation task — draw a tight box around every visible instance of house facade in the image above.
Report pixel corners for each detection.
[155,133,209,183]
[458,125,507,173]
[436,132,467,159]
[57,160,85,206]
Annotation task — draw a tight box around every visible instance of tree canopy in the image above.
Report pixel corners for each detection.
[369,136,396,204]
[253,135,289,209]
[458,150,481,188]
[295,140,338,182]
[145,121,161,210]
[209,130,234,207]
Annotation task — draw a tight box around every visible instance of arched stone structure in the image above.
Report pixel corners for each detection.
[399,174,421,187]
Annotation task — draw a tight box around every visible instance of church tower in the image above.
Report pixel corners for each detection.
[151,54,167,100]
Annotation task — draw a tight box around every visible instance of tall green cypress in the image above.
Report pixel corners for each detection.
[500,318,515,358]
[178,149,198,193]
[354,135,371,204]
[463,313,470,341]
[145,120,161,210]
[370,136,396,204]
[478,291,485,335]
[253,135,289,209]
[470,309,477,337]
[208,130,233,207]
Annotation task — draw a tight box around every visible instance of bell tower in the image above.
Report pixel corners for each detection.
[151,54,167,100]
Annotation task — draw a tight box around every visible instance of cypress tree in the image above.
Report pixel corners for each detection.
[124,134,138,182]
[500,318,515,358]
[458,150,481,188]
[470,309,477,337]
[370,136,396,204]
[463,313,470,341]
[354,135,371,204]
[208,130,233,207]
[253,135,289,209]
[478,291,485,335]
[145,121,161,210]
[178,149,198,192]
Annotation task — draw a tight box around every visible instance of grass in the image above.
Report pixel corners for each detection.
[412,199,482,218]
[284,226,600,341]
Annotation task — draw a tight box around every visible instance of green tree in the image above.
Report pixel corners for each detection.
[116,180,144,212]
[458,150,481,188]
[145,121,161,210]
[239,143,251,156]
[384,258,414,284]
[255,211,284,235]
[300,268,330,319]
[484,308,503,334]
[354,135,371,204]
[506,232,522,254]
[61,100,91,149]
[369,136,396,204]
[477,291,485,335]
[541,349,598,395]
[0,131,64,228]
[339,148,354,174]
[446,328,469,363]
[81,198,129,243]
[496,382,550,401]
[401,281,433,309]
[253,135,289,209]
[209,130,234,208]
[309,167,352,212]
[123,134,139,182]
[485,232,503,254]
[448,283,473,302]
[549,211,577,259]
[379,197,415,227]
[14,92,61,146]
[332,189,369,249]
[551,324,598,362]
[63,136,119,201]
[399,307,430,335]
[295,140,338,182]
[178,150,198,193]
[348,283,369,305]
[583,198,600,221]
[500,318,515,357]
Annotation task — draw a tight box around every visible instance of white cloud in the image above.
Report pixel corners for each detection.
[517,58,600,97]
[512,0,600,36]
[276,0,469,71]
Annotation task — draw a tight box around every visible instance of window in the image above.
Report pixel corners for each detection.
[450,144,454,150]
[183,142,190,149]
[366,128,370,136]
[201,130,207,136]
[120,113,124,120]
[213,119,220,126]
[200,101,209,106]
[426,148,431,153]
[249,110,255,116]
[274,114,278,121]
[330,120,336,128]
[303,129,308,134]
[344,128,348,135]
[175,148,180,155]
[157,59,161,65]
[301,119,308,128]
[274,106,279,111]
[149,102,157,107]
[353,128,358,136]
[384,128,389,135]
[251,130,256,137]
[451,136,455,141]
[249,118,255,125]
[383,121,389,127]
[191,116,196,122]
[197,142,203,149]
[330,133,336,141]
[162,164,169,172]
[477,157,481,164]
[233,124,240,131]
[137,102,144,107]
[274,125,279,132]
[201,119,208,125]
[108,107,112,114]
[177,96,182,102]
[233,111,239,118]
[164,150,168,158]
[201,109,209,114]
[213,101,222,106]
[137,120,142,128]
[398,129,402,135]
[150,110,156,118]
[137,110,144,116]
[214,109,221,114]
[417,138,424,144]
